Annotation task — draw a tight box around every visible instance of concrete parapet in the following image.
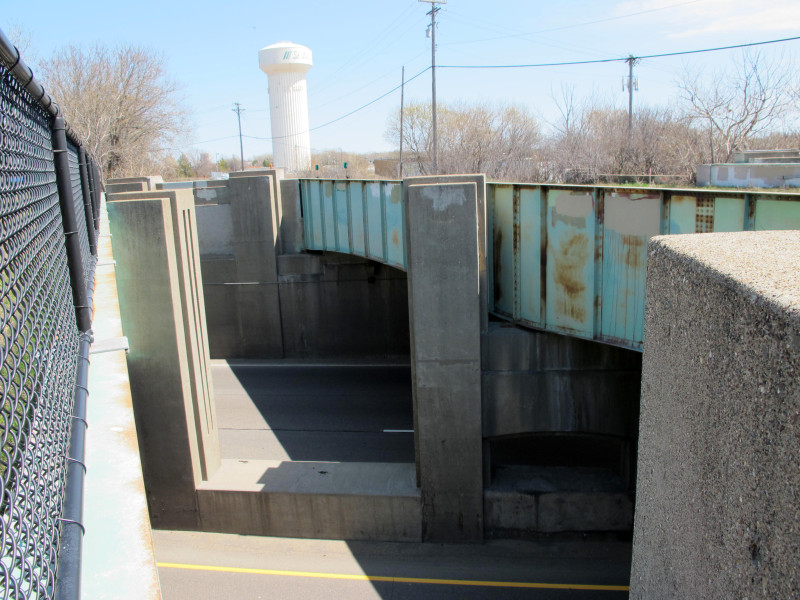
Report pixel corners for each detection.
[106,176,163,194]
[631,231,800,599]
[107,189,220,529]
[406,181,485,542]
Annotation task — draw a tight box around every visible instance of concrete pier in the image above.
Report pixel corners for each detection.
[406,181,485,542]
[107,189,220,529]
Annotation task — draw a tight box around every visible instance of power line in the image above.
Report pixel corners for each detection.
[443,0,705,46]
[245,66,431,142]
[438,35,800,69]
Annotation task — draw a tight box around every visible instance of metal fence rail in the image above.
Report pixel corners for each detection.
[0,29,99,600]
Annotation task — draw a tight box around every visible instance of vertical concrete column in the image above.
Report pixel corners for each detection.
[406,182,485,542]
[108,189,220,529]
[228,175,285,357]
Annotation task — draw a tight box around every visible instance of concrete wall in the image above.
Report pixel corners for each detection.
[696,163,800,187]
[194,174,409,359]
[631,231,800,598]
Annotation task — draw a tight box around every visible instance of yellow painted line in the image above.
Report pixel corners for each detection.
[157,562,629,591]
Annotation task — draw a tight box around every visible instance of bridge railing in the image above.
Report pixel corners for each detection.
[0,28,100,600]
[300,177,800,351]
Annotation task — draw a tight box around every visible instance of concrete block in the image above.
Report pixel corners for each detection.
[539,493,633,533]
[484,490,538,534]
[631,231,800,599]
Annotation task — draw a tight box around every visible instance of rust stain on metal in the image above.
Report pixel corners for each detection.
[621,235,645,268]
[553,233,590,322]
[493,227,504,302]
[391,228,399,247]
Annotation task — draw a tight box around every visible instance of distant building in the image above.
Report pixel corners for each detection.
[696,149,800,188]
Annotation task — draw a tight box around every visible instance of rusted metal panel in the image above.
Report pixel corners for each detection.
[755,197,800,230]
[298,179,800,352]
[385,183,405,269]
[601,191,660,346]
[546,189,595,338]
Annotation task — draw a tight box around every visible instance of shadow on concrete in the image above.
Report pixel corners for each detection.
[213,362,415,463]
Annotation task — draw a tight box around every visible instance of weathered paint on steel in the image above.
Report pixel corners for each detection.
[365,182,384,262]
[350,183,366,257]
[713,196,746,232]
[385,183,405,269]
[668,195,696,234]
[601,191,660,345]
[335,182,350,254]
[518,187,543,326]
[755,197,800,230]
[299,179,800,351]
[546,189,595,337]
[491,185,514,318]
[322,181,336,251]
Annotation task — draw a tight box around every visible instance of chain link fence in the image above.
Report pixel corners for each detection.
[0,31,99,600]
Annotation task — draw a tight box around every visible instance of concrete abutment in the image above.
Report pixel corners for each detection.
[106,173,643,542]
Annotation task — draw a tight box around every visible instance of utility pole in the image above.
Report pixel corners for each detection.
[233,102,245,171]
[624,56,639,143]
[399,66,405,179]
[420,0,446,175]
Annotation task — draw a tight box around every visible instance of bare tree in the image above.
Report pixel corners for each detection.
[677,51,797,163]
[38,44,187,178]
[385,101,542,180]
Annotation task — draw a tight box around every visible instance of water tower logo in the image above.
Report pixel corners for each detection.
[282,50,310,60]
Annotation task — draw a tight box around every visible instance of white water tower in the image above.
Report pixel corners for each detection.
[259,42,313,173]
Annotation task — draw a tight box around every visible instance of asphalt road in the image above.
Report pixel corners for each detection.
[211,361,415,463]
[182,362,632,598]
[155,530,631,600]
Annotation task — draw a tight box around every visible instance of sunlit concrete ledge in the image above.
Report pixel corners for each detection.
[196,459,422,542]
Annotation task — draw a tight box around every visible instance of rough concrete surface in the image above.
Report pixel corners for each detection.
[406,182,484,542]
[631,231,800,598]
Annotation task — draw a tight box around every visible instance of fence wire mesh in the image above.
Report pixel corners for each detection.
[66,141,92,288]
[0,61,80,599]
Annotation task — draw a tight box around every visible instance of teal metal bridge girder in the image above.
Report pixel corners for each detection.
[299,178,800,351]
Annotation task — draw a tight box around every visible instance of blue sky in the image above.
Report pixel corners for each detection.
[4,0,799,160]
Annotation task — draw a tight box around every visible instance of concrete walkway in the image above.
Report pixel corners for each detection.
[154,530,631,600]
